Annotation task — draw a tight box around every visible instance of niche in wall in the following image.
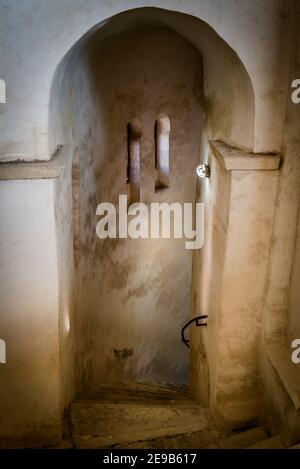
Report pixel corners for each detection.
[127,119,142,203]
[154,114,170,191]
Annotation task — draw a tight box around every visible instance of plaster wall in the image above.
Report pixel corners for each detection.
[0,0,299,445]
[190,144,280,427]
[53,147,78,410]
[0,0,290,161]
[264,1,300,347]
[0,179,61,446]
[215,168,279,425]
[51,27,204,388]
[260,4,300,443]
[189,154,231,408]
[290,214,300,340]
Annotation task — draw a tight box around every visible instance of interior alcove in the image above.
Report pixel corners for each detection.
[154,114,171,191]
[49,8,255,412]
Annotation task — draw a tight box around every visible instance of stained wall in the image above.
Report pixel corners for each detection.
[51,26,203,388]
[0,0,299,446]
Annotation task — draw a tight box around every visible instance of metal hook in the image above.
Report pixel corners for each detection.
[181,315,208,348]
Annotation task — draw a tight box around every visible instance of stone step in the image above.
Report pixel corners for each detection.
[78,382,188,404]
[116,429,223,449]
[68,383,292,450]
[204,426,268,449]
[71,400,216,448]
[265,345,300,447]
[290,443,300,449]
[248,435,285,449]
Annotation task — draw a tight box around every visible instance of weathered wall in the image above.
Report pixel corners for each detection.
[190,143,280,427]
[49,8,255,154]
[215,167,279,425]
[51,26,204,387]
[189,154,231,408]
[48,6,256,391]
[259,2,300,443]
[0,180,61,447]
[0,0,299,446]
[53,147,78,410]
[290,213,300,341]
[264,0,300,348]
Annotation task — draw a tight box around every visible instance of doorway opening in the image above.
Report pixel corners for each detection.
[49,7,255,436]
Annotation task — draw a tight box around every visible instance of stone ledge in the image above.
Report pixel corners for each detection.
[0,145,70,181]
[266,344,300,410]
[210,140,281,171]
[264,344,300,446]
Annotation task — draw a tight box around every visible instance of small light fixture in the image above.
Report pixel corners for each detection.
[196,164,210,178]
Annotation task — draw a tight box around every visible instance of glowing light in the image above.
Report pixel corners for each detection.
[64,313,70,334]
[196,164,210,178]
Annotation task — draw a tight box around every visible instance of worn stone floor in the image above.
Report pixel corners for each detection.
[59,383,287,449]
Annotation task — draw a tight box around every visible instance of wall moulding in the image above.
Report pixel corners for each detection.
[0,146,70,181]
[209,140,281,171]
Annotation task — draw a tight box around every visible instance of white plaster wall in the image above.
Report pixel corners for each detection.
[0,0,290,161]
[0,179,61,446]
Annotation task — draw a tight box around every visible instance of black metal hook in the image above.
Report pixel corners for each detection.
[181,315,208,348]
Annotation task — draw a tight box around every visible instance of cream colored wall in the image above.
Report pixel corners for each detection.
[53,147,78,410]
[189,155,231,408]
[190,142,280,428]
[48,8,256,392]
[0,180,61,447]
[51,26,203,387]
[0,0,289,161]
[215,168,279,425]
[0,0,299,446]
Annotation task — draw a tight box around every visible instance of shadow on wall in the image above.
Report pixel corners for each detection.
[48,8,255,406]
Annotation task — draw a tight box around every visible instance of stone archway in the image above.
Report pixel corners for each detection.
[1,2,298,449]
[48,6,268,432]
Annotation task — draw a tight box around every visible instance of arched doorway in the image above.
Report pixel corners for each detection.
[49,7,255,428]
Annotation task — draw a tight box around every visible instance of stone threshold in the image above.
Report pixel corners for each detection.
[0,145,70,180]
[210,140,281,171]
